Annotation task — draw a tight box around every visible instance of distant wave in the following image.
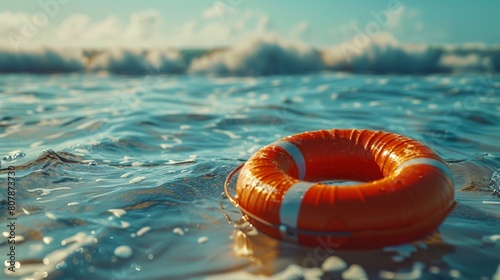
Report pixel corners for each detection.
[323,34,499,74]
[1,35,499,75]
[189,37,324,75]
[0,48,85,73]
[87,49,185,75]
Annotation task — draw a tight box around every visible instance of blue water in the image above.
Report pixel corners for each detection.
[1,72,500,280]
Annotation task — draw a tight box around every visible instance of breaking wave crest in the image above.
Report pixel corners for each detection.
[1,34,499,75]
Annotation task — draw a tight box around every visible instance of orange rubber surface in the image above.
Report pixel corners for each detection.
[234,129,455,248]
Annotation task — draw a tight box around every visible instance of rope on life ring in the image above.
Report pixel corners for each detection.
[225,129,456,249]
[224,164,352,238]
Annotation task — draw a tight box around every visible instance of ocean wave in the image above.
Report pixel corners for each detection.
[323,33,499,74]
[1,35,499,75]
[88,49,185,74]
[189,36,324,76]
[0,47,84,73]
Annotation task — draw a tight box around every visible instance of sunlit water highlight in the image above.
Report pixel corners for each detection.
[0,72,499,279]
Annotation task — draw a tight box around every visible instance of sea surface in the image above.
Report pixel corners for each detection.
[1,39,500,280]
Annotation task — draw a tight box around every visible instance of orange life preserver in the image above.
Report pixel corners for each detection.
[225,129,455,248]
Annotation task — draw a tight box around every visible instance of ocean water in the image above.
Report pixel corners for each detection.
[1,39,500,280]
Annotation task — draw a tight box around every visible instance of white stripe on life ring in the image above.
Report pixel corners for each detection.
[272,140,306,180]
[279,181,316,242]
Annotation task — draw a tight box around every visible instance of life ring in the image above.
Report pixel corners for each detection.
[225,129,455,248]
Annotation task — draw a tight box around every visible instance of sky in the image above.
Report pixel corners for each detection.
[1,0,499,49]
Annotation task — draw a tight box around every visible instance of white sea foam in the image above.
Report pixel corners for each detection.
[189,36,325,76]
[129,176,147,184]
[88,49,184,74]
[1,35,499,75]
[6,232,97,280]
[114,245,133,259]
[321,256,347,272]
[342,264,367,280]
[107,208,126,218]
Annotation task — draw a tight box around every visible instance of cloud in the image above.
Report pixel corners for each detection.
[124,9,162,40]
[0,12,31,35]
[201,6,219,19]
[56,10,162,47]
[255,14,271,33]
[290,20,310,40]
[84,15,124,40]
[327,6,447,46]
[57,14,90,40]
[0,11,55,48]
[386,7,448,42]
[386,7,421,33]
[0,8,275,49]
[168,10,273,48]
[330,20,361,44]
[56,14,129,47]
[204,1,245,20]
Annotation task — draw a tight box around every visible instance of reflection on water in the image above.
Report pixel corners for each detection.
[221,153,500,280]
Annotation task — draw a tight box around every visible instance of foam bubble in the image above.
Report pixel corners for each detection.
[45,213,57,220]
[321,256,347,272]
[107,209,127,218]
[114,245,132,259]
[429,266,440,274]
[483,201,500,205]
[449,269,461,278]
[28,187,71,196]
[120,221,130,229]
[213,129,241,139]
[136,226,151,237]
[482,234,500,244]
[129,176,147,184]
[120,172,132,178]
[74,148,89,154]
[173,228,184,236]
[198,236,208,244]
[43,236,54,245]
[342,264,367,280]
[274,264,323,280]
[380,262,424,280]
